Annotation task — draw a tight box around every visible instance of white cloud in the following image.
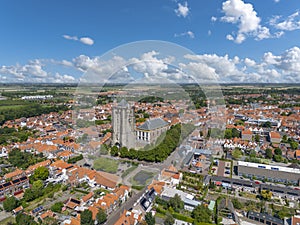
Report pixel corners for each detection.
[174,30,195,38]
[270,11,300,31]
[0,59,48,79]
[62,35,78,41]
[211,16,217,22]
[80,37,94,45]
[63,34,94,45]
[221,0,272,43]
[175,2,190,18]
[53,73,76,83]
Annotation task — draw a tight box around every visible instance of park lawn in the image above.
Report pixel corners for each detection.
[93,157,119,173]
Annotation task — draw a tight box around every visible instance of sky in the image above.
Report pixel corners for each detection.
[1,0,300,83]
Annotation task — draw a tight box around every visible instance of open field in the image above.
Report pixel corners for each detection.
[93,157,119,173]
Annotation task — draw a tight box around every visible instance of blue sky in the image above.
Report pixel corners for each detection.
[1,0,300,83]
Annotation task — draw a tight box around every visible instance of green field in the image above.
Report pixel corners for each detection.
[93,157,119,173]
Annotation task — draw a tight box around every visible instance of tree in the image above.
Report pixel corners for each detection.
[145,212,155,225]
[255,134,260,143]
[232,128,240,138]
[32,166,49,181]
[290,141,299,150]
[110,146,119,156]
[96,208,107,224]
[232,148,242,159]
[81,209,94,225]
[274,148,282,156]
[224,129,232,139]
[273,155,282,162]
[16,213,38,225]
[232,198,243,210]
[168,194,184,212]
[192,205,212,223]
[262,121,271,128]
[261,190,272,201]
[265,148,273,159]
[41,217,58,225]
[50,202,63,213]
[164,213,174,225]
[3,196,18,212]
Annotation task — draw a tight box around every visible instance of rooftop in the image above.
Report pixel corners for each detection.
[137,118,169,131]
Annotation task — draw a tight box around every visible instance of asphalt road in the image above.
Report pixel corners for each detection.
[105,186,148,225]
[105,135,192,225]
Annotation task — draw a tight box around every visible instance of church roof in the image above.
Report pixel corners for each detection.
[118,99,129,108]
[137,118,169,131]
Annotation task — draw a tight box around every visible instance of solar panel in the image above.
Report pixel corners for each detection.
[70,199,80,204]
[12,179,20,184]
[20,177,27,181]
[32,206,43,213]
[3,182,11,187]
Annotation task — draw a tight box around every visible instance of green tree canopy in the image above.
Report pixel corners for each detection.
[50,202,64,213]
[3,196,18,212]
[96,208,107,224]
[191,205,212,223]
[232,148,242,159]
[274,148,282,156]
[168,194,184,212]
[16,213,38,225]
[32,166,49,181]
[164,213,175,225]
[265,148,273,159]
[261,190,272,201]
[81,209,94,225]
[145,212,155,225]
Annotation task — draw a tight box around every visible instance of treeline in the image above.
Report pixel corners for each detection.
[8,148,46,169]
[138,96,164,103]
[0,126,33,145]
[67,154,83,163]
[0,103,68,125]
[110,123,194,162]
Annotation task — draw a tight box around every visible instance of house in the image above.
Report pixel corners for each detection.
[0,147,8,158]
[4,168,25,180]
[269,131,281,144]
[38,210,56,222]
[0,176,29,197]
[12,206,23,215]
[242,129,253,141]
[63,214,80,225]
[291,215,300,225]
[158,165,182,187]
[295,150,300,161]
[26,160,51,176]
[247,211,283,225]
[114,210,142,225]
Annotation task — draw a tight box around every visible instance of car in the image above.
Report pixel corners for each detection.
[255,181,260,184]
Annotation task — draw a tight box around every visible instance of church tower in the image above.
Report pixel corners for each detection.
[112,99,136,149]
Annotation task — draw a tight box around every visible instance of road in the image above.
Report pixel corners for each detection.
[105,186,148,225]
[105,135,192,225]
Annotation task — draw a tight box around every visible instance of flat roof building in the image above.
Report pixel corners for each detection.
[238,161,300,185]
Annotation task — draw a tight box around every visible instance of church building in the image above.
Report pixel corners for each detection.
[112,99,169,149]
